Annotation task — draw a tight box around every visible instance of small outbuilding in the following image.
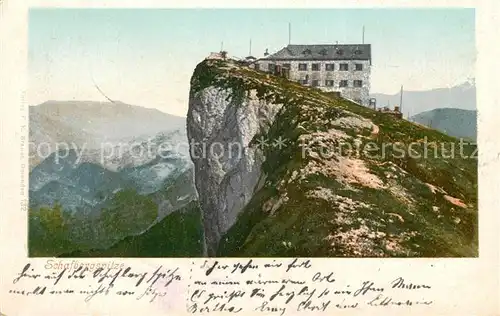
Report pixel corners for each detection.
[206,51,228,60]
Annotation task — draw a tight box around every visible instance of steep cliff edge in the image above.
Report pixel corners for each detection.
[187,59,477,257]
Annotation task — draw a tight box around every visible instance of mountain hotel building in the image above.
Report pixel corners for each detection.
[252,44,372,106]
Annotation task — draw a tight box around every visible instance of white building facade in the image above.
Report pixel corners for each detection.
[252,44,372,106]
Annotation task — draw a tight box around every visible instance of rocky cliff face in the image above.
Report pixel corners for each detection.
[187,59,478,257]
[187,67,282,255]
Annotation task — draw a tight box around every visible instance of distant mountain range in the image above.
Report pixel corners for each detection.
[28,100,200,257]
[29,100,193,213]
[29,100,186,168]
[29,144,193,213]
[371,80,476,118]
[410,108,477,141]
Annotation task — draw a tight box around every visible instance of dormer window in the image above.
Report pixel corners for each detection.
[302,49,312,55]
[354,49,363,55]
[336,49,344,55]
[319,48,328,56]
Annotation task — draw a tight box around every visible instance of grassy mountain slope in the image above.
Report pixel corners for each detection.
[192,59,477,257]
[29,188,159,257]
[59,201,203,257]
[29,168,199,257]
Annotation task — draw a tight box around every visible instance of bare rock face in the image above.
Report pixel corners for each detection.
[187,86,281,256]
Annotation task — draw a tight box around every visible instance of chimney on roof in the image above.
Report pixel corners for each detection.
[264,48,269,56]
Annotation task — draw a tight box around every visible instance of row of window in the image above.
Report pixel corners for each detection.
[299,79,364,88]
[261,63,363,72]
[301,63,363,71]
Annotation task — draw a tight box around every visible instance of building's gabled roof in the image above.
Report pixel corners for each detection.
[260,44,371,61]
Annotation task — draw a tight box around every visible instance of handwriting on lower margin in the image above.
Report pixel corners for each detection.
[7,260,435,313]
[9,262,182,303]
[189,258,435,314]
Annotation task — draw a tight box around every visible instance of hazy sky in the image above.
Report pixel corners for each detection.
[28,8,475,117]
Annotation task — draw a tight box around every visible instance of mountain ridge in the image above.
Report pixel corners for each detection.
[29,100,188,169]
[410,108,476,141]
[188,59,478,257]
[28,100,199,257]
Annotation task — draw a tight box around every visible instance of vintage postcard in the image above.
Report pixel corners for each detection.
[0,1,498,315]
